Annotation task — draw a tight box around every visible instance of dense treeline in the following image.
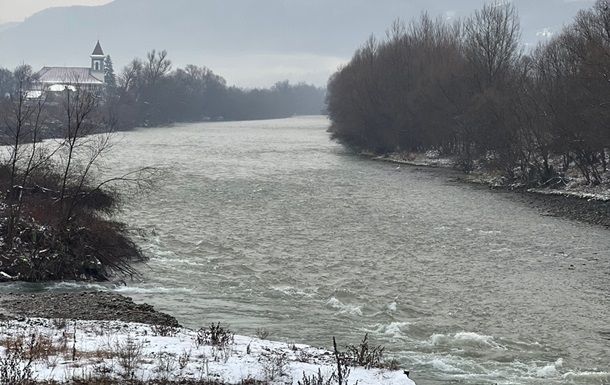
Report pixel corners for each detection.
[108,50,325,128]
[326,1,610,186]
[0,51,326,130]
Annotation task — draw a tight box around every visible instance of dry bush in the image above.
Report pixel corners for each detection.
[113,335,146,382]
[195,323,234,348]
[151,324,178,337]
[255,328,269,340]
[297,369,334,385]
[258,351,290,383]
[0,330,70,363]
[345,333,384,369]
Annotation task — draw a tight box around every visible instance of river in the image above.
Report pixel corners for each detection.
[6,116,610,384]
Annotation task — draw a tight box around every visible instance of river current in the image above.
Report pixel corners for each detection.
[4,116,610,384]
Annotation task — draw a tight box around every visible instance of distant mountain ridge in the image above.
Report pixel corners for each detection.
[0,0,595,87]
[0,22,19,33]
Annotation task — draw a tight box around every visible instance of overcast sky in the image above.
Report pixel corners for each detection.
[0,0,111,23]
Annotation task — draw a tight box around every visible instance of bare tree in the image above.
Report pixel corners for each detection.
[0,65,50,243]
[463,2,522,89]
[144,49,172,86]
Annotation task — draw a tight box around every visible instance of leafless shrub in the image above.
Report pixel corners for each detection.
[151,324,178,337]
[195,322,234,348]
[0,329,65,362]
[178,349,191,371]
[255,327,269,340]
[153,351,177,382]
[258,351,290,382]
[113,335,146,381]
[332,337,352,385]
[0,342,35,385]
[297,368,334,385]
[381,358,401,370]
[345,333,384,369]
[51,318,68,330]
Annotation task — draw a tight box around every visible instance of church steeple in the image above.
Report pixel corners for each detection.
[90,40,105,81]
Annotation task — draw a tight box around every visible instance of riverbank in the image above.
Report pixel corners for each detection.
[373,152,610,229]
[0,291,180,326]
[0,291,415,385]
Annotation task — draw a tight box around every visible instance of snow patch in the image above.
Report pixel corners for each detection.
[0,318,416,385]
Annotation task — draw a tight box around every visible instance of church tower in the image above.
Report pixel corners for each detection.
[90,40,105,82]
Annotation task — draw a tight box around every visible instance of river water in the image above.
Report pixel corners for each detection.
[5,116,610,384]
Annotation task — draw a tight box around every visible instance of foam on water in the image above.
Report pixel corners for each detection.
[49,281,111,291]
[271,285,318,298]
[326,297,363,316]
[0,281,114,293]
[157,258,206,267]
[113,285,195,295]
[430,357,464,374]
[430,331,506,350]
[398,347,610,385]
[563,370,610,383]
[530,358,562,378]
[368,321,410,338]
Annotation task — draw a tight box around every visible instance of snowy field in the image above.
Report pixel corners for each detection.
[0,318,415,385]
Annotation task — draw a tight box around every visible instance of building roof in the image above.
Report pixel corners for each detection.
[36,67,104,85]
[91,41,104,56]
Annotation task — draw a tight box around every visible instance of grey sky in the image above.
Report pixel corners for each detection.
[0,0,111,23]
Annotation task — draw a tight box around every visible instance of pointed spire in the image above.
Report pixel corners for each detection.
[91,40,104,56]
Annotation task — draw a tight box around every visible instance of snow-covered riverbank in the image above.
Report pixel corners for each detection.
[0,317,415,385]
[373,151,610,201]
[373,151,610,228]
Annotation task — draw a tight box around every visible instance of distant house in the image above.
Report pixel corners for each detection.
[31,41,107,97]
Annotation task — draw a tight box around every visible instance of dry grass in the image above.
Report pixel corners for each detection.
[0,322,398,385]
[0,322,265,385]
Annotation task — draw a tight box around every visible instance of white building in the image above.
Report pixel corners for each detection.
[34,41,106,94]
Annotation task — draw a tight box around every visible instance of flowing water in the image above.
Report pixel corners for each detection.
[3,116,610,384]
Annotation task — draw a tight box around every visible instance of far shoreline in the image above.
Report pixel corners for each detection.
[371,152,610,230]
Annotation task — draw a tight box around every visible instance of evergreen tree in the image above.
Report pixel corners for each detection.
[104,55,117,88]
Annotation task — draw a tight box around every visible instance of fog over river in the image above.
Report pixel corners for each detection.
[8,116,610,385]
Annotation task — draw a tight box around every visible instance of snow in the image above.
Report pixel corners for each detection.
[374,152,610,201]
[0,318,416,385]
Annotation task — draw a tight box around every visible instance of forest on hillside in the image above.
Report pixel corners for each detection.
[326,0,610,187]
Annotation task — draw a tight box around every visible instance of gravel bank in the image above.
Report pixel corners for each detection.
[0,291,180,327]
[459,180,610,228]
[377,153,610,229]
[496,189,610,228]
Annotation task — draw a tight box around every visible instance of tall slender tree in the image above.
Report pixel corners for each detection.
[104,55,117,89]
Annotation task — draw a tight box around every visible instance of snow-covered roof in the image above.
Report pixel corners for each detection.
[25,90,43,99]
[48,84,76,92]
[36,66,104,85]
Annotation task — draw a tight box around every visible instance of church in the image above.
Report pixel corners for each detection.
[34,41,107,93]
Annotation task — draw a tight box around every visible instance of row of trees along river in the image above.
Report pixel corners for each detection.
[0,50,326,130]
[326,1,610,187]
